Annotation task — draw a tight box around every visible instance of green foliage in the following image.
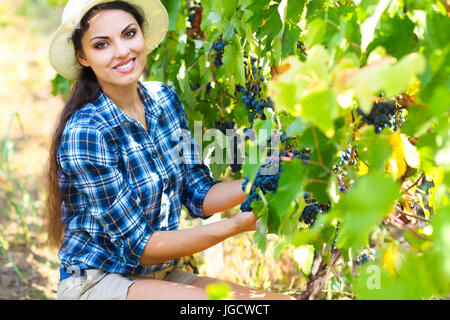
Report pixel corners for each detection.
[0,113,41,285]
[206,282,234,300]
[50,0,450,299]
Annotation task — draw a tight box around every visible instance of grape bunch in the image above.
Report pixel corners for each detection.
[237,57,274,124]
[279,131,311,163]
[296,41,307,56]
[212,37,228,68]
[357,100,405,134]
[240,158,283,212]
[215,120,235,134]
[334,166,349,193]
[280,131,289,143]
[215,120,243,173]
[334,146,356,193]
[338,146,353,166]
[284,147,311,162]
[354,248,376,265]
[299,192,331,226]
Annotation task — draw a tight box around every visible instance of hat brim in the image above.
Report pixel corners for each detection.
[48,0,168,81]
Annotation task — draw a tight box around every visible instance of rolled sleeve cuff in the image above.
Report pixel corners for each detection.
[190,179,222,219]
[122,223,154,267]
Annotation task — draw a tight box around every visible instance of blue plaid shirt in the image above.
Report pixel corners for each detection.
[57,81,221,276]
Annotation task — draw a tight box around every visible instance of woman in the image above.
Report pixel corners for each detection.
[46,0,294,300]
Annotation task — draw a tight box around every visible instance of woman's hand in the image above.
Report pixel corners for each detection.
[231,211,259,233]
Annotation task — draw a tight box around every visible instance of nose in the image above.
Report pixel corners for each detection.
[114,39,130,59]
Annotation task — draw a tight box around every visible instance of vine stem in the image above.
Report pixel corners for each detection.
[187,56,208,72]
[308,160,333,176]
[387,213,431,241]
[394,206,430,223]
[403,172,425,194]
[305,178,329,185]
[194,82,211,97]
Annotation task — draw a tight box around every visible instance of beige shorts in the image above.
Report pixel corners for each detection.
[57,261,199,300]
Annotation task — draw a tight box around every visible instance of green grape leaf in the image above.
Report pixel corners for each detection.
[177,61,195,109]
[243,140,261,183]
[300,126,337,170]
[300,127,336,204]
[304,18,327,48]
[51,74,72,97]
[271,160,306,218]
[334,173,400,250]
[425,10,450,50]
[400,105,434,138]
[209,163,228,180]
[433,206,450,280]
[255,5,283,41]
[367,15,417,59]
[360,0,390,52]
[300,88,338,138]
[358,128,393,173]
[305,0,325,19]
[253,227,267,253]
[161,0,182,31]
[427,85,450,118]
[285,0,306,24]
[286,116,308,137]
[243,0,271,31]
[347,52,426,113]
[206,282,234,300]
[282,21,301,58]
[222,35,245,85]
[293,244,315,276]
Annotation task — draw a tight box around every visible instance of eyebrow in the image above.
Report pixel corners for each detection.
[89,23,136,42]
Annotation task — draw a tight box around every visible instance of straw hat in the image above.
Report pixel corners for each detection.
[48,0,168,80]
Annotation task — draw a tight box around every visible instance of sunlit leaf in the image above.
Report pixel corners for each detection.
[293,245,315,276]
[206,282,234,300]
[387,132,420,180]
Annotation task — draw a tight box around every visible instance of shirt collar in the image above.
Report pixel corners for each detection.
[93,80,161,129]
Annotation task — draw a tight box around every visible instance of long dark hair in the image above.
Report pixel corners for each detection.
[45,1,146,248]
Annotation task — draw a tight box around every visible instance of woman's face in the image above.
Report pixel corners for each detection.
[77,9,146,89]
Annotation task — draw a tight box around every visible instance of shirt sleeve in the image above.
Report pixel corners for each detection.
[165,85,222,219]
[57,125,152,267]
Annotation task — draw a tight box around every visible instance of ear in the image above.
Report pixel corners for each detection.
[76,50,89,67]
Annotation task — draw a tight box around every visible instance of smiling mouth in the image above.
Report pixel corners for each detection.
[114,58,136,70]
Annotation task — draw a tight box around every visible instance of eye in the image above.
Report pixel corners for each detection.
[125,29,136,39]
[94,42,108,49]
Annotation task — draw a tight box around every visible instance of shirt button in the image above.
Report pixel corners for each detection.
[163,178,168,185]
[151,152,157,159]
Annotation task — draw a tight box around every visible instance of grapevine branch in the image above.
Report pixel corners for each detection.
[308,160,333,176]
[187,56,208,72]
[194,82,212,97]
[394,206,430,223]
[403,172,425,194]
[305,178,329,185]
[387,213,431,241]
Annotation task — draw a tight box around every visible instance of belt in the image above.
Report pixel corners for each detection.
[60,267,86,281]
